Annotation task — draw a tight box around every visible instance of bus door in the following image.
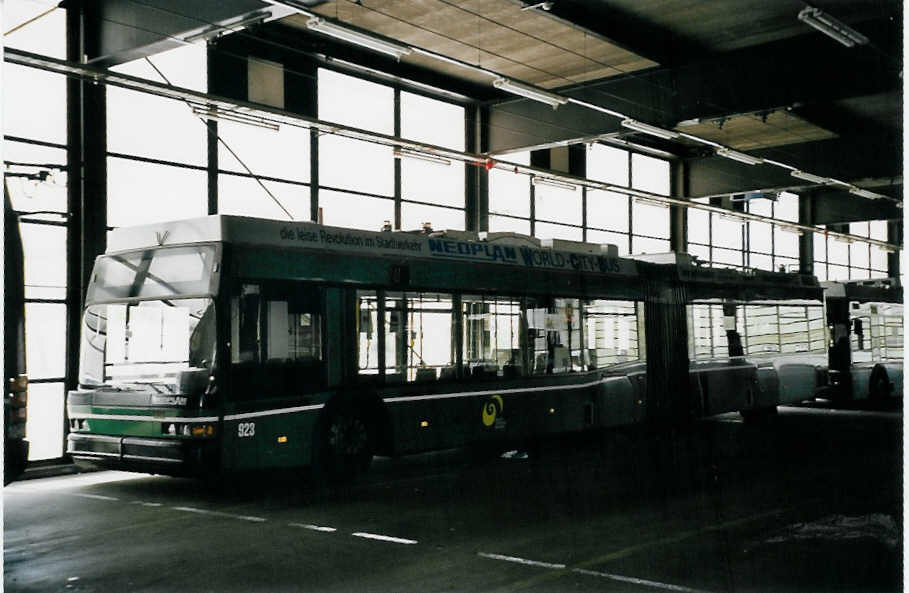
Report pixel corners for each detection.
[227,280,326,469]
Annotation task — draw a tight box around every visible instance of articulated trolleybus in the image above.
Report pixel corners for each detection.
[67,216,823,480]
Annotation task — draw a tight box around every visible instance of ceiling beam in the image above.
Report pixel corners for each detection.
[807,186,903,225]
[687,136,901,197]
[487,16,900,153]
[77,0,293,66]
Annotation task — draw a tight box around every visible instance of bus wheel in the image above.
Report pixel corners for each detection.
[319,406,374,483]
[869,365,891,404]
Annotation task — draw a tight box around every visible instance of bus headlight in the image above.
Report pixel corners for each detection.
[162,422,215,437]
[190,424,215,437]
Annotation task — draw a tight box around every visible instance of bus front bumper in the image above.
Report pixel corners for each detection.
[67,434,215,476]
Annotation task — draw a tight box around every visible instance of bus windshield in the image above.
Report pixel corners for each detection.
[79,298,216,394]
[87,245,219,303]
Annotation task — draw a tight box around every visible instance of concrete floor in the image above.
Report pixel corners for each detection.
[4,406,902,593]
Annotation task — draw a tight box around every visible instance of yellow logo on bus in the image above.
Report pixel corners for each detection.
[482,395,504,427]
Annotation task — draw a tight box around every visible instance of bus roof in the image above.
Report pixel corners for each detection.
[106,215,641,278]
[104,215,821,300]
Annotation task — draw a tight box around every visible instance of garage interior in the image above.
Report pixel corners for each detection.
[3,1,903,591]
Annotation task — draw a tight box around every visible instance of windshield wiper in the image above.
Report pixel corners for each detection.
[131,381,173,394]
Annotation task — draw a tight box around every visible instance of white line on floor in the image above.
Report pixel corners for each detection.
[69,493,119,501]
[351,532,418,545]
[3,471,145,493]
[172,506,266,523]
[477,552,566,570]
[572,568,715,593]
[130,501,162,507]
[4,535,83,555]
[288,523,337,532]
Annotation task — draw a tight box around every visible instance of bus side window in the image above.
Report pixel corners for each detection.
[357,290,380,376]
[584,300,640,369]
[232,284,261,363]
[286,286,323,363]
[526,298,582,374]
[400,292,455,383]
[266,300,289,360]
[463,295,523,378]
[232,281,325,366]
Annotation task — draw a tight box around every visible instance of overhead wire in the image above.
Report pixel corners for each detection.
[141,56,295,220]
[72,0,843,175]
[4,1,298,219]
[342,0,837,149]
[9,0,900,169]
[5,44,899,249]
[3,2,58,36]
[4,1,902,231]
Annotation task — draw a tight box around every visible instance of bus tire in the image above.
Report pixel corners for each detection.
[316,403,375,483]
[868,365,892,404]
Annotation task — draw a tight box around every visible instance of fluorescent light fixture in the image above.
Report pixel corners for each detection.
[716,147,764,166]
[306,17,412,59]
[791,170,829,184]
[191,108,279,131]
[182,11,271,43]
[393,147,451,166]
[731,190,780,203]
[763,158,797,171]
[264,0,314,12]
[492,78,569,109]
[532,176,577,191]
[621,119,679,140]
[520,1,553,11]
[798,7,869,48]
[777,225,804,236]
[633,196,670,209]
[849,187,883,200]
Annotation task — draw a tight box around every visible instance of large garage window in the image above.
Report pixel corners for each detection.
[692,192,803,272]
[217,118,311,219]
[489,144,671,252]
[318,68,395,230]
[630,153,670,253]
[400,91,465,231]
[4,0,68,461]
[488,151,531,234]
[535,182,583,241]
[107,45,208,225]
[587,144,630,254]
[814,220,893,281]
[317,68,466,232]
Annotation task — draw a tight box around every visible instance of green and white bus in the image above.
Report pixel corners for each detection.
[67,215,824,480]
